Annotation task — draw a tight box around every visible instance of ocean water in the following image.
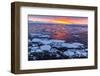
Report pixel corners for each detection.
[28,23,88,61]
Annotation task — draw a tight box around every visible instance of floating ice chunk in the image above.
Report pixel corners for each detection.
[40,40,52,45]
[62,43,78,48]
[33,56,37,60]
[63,50,75,58]
[32,44,37,47]
[75,50,82,57]
[31,47,39,50]
[32,38,41,42]
[50,40,65,48]
[31,47,39,52]
[30,33,42,37]
[62,43,72,48]
[50,48,59,53]
[62,42,84,48]
[72,42,84,46]
[51,39,65,43]
[81,51,88,57]
[39,35,50,38]
[40,45,51,51]
[74,49,88,57]
[56,54,61,58]
[35,49,43,52]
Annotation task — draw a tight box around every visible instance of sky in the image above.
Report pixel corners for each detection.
[28,15,88,25]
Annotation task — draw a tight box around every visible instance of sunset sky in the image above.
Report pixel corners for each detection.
[28,15,88,25]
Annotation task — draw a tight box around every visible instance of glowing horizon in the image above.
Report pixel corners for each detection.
[28,15,88,25]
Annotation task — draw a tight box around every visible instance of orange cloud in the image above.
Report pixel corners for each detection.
[28,15,88,25]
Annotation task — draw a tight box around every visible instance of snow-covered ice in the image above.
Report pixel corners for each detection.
[28,34,88,60]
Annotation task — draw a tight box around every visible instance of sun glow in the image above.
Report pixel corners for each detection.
[53,20,72,24]
[29,15,88,25]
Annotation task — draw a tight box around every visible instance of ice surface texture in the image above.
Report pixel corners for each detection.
[28,34,88,61]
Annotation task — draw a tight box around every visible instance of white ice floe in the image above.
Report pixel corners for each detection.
[31,47,39,52]
[63,50,75,58]
[51,39,65,43]
[40,40,52,45]
[72,42,84,46]
[32,38,41,42]
[75,50,83,57]
[62,43,84,48]
[32,44,37,47]
[79,50,88,57]
[62,43,78,48]
[50,48,59,53]
[40,45,51,51]
[35,49,43,52]
[56,54,61,58]
[63,49,88,58]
